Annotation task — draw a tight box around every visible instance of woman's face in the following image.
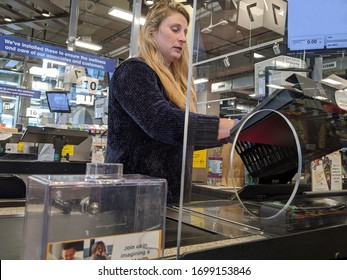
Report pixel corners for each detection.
[95,245,104,255]
[152,12,188,66]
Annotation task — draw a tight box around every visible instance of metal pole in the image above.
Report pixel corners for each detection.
[129,0,142,57]
[67,0,80,51]
[177,0,197,260]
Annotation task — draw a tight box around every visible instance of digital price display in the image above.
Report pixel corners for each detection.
[289,36,325,51]
[287,0,347,56]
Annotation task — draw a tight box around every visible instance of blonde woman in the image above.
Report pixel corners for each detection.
[105,0,237,204]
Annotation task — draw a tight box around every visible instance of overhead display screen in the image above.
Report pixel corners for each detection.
[287,0,347,56]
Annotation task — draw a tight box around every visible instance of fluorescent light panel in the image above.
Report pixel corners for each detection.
[315,96,328,100]
[201,19,228,33]
[42,10,50,17]
[6,24,23,30]
[144,0,154,6]
[75,40,102,51]
[108,45,129,57]
[194,78,209,85]
[108,7,146,25]
[266,84,285,89]
[1,95,17,100]
[253,53,265,58]
[321,78,342,85]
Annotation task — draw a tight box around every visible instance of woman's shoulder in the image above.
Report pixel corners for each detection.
[114,57,157,79]
[117,57,151,70]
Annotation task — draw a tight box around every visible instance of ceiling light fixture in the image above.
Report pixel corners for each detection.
[75,40,102,51]
[144,0,154,6]
[321,74,347,88]
[6,24,22,30]
[253,53,265,59]
[201,26,212,34]
[41,10,50,17]
[201,4,228,34]
[322,78,342,85]
[194,78,209,85]
[108,7,146,25]
[223,56,230,67]
[272,42,281,55]
[266,84,285,89]
[1,95,17,100]
[4,17,13,22]
[201,19,228,33]
[75,38,102,51]
[107,45,130,57]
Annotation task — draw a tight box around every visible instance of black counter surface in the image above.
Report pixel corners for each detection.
[0,160,87,174]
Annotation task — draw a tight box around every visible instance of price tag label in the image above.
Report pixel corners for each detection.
[17,142,24,151]
[193,149,207,168]
[26,107,39,118]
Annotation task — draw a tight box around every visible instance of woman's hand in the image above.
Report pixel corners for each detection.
[218,118,238,140]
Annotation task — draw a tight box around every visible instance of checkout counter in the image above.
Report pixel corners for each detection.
[173,76,347,259]
[0,126,90,260]
[1,187,347,260]
[173,184,347,259]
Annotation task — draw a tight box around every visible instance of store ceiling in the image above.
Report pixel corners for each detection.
[0,0,285,109]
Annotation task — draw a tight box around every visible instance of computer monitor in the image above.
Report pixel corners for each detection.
[46,91,71,113]
[230,74,347,183]
[286,0,347,57]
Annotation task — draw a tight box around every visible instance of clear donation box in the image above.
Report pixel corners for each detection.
[21,163,167,260]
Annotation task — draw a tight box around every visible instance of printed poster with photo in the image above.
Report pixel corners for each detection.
[45,230,162,260]
[311,151,342,191]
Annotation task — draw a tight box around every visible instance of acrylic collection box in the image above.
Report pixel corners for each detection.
[22,164,167,260]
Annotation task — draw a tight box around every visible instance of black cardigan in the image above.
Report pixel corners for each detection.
[105,57,220,204]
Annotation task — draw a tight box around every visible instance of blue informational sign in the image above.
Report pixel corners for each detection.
[0,35,116,72]
[0,85,41,98]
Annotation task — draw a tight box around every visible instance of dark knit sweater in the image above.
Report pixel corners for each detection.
[105,58,220,204]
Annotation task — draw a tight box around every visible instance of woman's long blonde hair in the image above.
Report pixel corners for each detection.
[137,0,197,112]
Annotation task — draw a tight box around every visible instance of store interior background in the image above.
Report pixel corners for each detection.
[0,0,293,128]
[1,0,347,177]
[0,0,346,180]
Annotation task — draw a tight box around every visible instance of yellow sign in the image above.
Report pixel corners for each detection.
[193,149,207,168]
[62,145,74,156]
[17,142,24,151]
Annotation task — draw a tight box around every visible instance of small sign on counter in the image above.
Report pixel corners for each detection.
[311,151,342,191]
